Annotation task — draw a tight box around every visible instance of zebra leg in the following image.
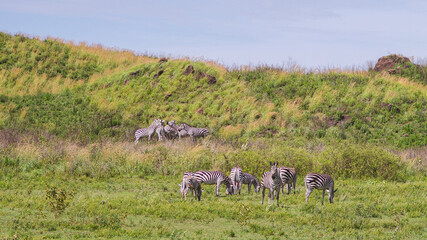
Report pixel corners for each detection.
[248,183,251,194]
[281,182,284,195]
[261,187,265,205]
[287,184,291,195]
[276,188,280,207]
[238,182,241,195]
[322,189,325,205]
[305,187,313,203]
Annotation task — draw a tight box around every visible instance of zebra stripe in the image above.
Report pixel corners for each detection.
[305,173,337,205]
[134,119,161,144]
[241,172,260,194]
[230,167,243,195]
[278,167,297,195]
[178,123,209,141]
[261,162,281,206]
[193,170,233,196]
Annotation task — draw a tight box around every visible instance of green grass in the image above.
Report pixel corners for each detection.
[0,136,425,239]
[0,174,425,239]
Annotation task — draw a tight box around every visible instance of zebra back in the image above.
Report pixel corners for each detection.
[178,123,209,138]
[305,173,334,190]
[278,167,297,185]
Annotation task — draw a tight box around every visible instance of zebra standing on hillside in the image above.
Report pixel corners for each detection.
[193,170,233,196]
[164,120,179,140]
[230,167,243,195]
[177,123,209,142]
[134,119,162,144]
[241,172,260,194]
[278,167,297,195]
[304,173,337,205]
[156,120,167,141]
[260,162,281,206]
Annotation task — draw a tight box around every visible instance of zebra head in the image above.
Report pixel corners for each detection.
[178,123,187,131]
[225,177,234,195]
[255,184,261,193]
[270,162,279,181]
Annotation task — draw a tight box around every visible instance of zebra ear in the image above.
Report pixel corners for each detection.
[334,188,338,193]
[178,184,181,187]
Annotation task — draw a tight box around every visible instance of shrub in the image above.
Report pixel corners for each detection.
[317,143,405,181]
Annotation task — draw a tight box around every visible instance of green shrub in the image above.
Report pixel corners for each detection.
[318,143,405,181]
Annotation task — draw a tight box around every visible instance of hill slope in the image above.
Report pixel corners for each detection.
[0,32,426,148]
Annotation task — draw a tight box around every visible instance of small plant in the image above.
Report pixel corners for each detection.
[236,203,253,226]
[45,186,75,219]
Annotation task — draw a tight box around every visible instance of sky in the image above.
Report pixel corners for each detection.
[1,0,426,69]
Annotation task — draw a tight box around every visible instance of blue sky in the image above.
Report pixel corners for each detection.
[1,0,426,69]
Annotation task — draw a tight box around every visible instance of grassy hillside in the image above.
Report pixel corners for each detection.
[1,33,426,148]
[0,32,426,239]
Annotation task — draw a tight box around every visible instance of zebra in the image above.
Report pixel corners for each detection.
[193,170,233,196]
[164,120,179,140]
[179,171,194,197]
[179,172,202,201]
[229,167,243,195]
[155,120,167,141]
[134,119,162,144]
[304,173,338,205]
[260,162,281,206]
[177,123,209,142]
[178,129,189,139]
[278,167,297,195]
[241,172,260,194]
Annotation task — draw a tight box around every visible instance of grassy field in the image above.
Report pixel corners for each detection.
[0,32,426,239]
[0,137,426,239]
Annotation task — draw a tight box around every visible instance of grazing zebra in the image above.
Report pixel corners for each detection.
[179,172,202,201]
[193,170,233,196]
[164,120,179,140]
[261,162,281,206]
[278,167,297,195]
[305,173,338,205]
[230,167,243,195]
[179,171,194,197]
[241,172,260,194]
[155,120,167,141]
[177,123,209,142]
[134,119,162,144]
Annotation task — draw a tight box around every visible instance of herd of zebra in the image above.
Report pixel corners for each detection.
[179,162,338,206]
[134,119,209,143]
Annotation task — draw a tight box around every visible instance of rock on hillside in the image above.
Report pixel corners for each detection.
[374,54,413,74]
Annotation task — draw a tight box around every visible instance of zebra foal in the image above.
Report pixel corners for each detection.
[241,172,260,194]
[305,173,337,205]
[134,119,162,144]
[261,162,281,206]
